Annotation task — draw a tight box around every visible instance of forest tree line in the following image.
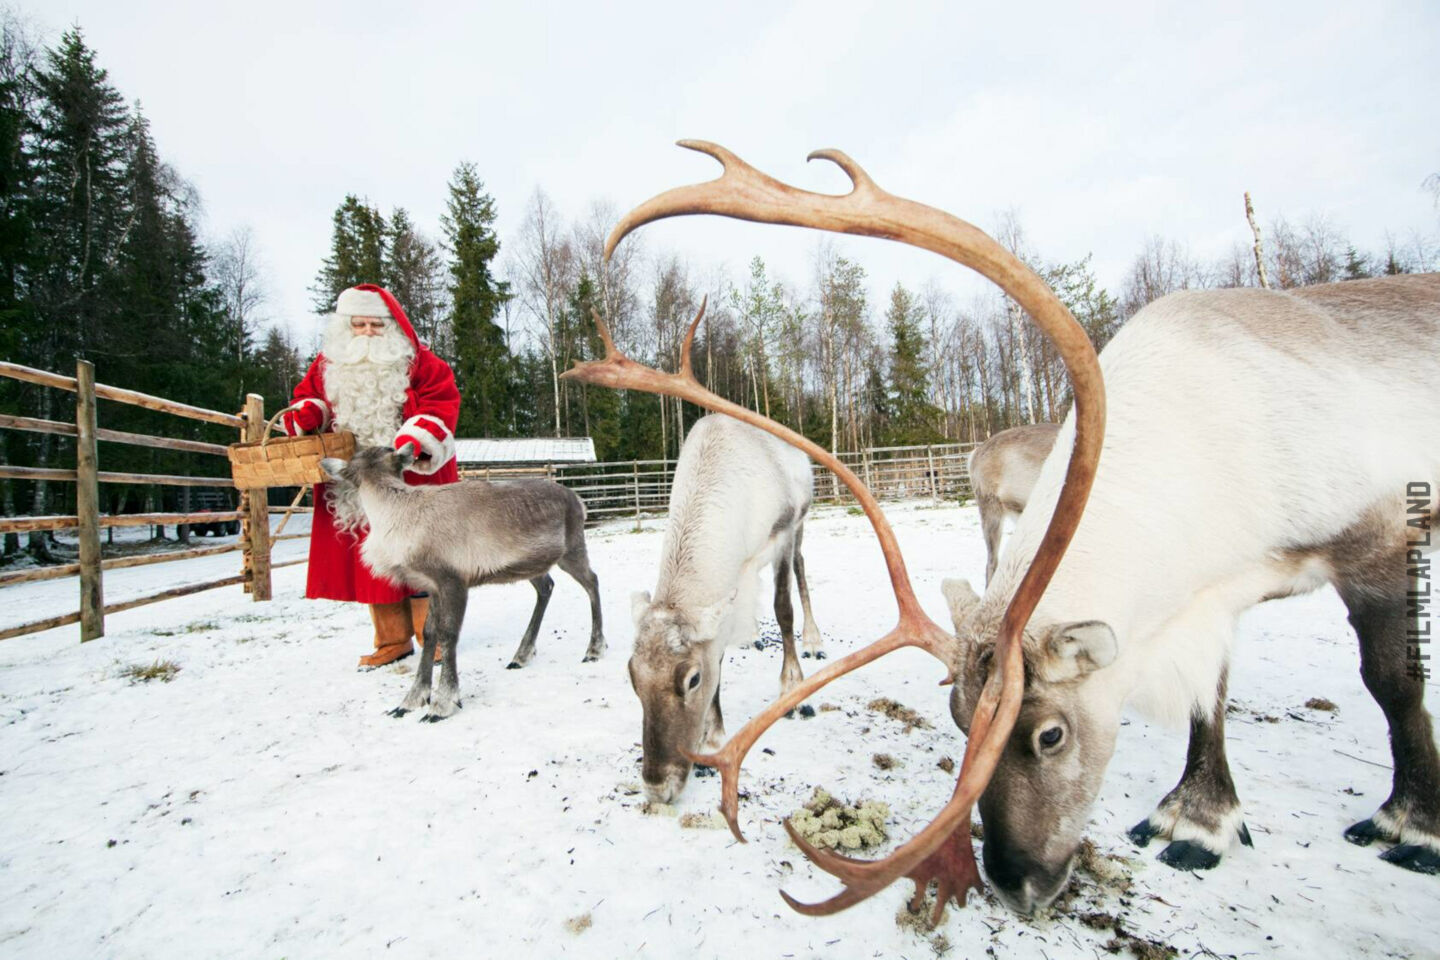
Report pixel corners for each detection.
[1,21,1436,558]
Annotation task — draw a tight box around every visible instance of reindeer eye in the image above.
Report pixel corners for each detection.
[1038,726,1064,749]
[687,672,701,691]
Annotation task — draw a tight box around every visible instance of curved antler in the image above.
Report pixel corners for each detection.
[565,142,1105,921]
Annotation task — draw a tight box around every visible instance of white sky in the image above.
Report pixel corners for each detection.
[24,0,1440,346]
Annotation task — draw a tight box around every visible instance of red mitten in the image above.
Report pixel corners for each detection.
[283,400,326,435]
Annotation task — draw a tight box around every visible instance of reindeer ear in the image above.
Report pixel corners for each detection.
[631,591,652,628]
[941,578,981,633]
[692,592,734,640]
[1039,620,1117,682]
[319,458,347,480]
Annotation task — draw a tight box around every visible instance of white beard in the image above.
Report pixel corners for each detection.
[321,314,416,448]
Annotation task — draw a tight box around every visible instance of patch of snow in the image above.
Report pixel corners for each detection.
[0,502,1433,957]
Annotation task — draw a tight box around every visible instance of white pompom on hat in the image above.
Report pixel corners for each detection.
[335,287,391,319]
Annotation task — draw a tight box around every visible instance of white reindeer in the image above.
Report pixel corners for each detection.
[944,274,1440,910]
[968,423,1060,584]
[629,413,823,803]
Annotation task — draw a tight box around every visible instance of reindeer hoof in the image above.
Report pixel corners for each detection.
[753,640,764,651]
[813,651,827,661]
[421,713,445,723]
[798,704,816,719]
[1238,822,1254,848]
[1344,818,1390,847]
[1379,843,1440,874]
[692,764,717,778]
[387,707,408,718]
[506,661,522,670]
[582,653,601,663]
[1158,840,1221,871]
[1127,819,1161,848]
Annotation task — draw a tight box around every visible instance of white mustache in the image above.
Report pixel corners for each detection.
[338,331,410,365]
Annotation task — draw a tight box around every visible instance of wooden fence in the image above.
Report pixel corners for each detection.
[0,360,306,642]
[463,441,978,528]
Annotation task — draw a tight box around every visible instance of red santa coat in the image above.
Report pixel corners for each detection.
[283,284,461,604]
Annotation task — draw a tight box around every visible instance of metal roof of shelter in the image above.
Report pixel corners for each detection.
[454,437,597,465]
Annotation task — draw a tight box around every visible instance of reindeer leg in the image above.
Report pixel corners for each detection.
[775,541,804,701]
[1341,582,1440,873]
[421,581,468,722]
[559,548,606,662]
[700,657,726,752]
[507,574,554,670]
[1129,668,1250,869]
[793,521,824,660]
[392,595,439,718]
[979,498,1004,587]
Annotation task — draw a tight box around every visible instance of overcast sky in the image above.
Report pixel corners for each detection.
[22,0,1440,346]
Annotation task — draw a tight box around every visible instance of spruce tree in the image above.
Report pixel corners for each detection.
[310,194,386,312]
[383,206,445,348]
[442,162,512,437]
[28,27,129,363]
[884,281,936,445]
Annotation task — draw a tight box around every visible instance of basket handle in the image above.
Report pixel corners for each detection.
[262,403,312,446]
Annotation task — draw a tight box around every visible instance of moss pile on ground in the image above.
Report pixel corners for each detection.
[789,787,889,851]
[866,697,932,731]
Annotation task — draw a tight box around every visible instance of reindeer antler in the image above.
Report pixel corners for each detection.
[563,141,1105,921]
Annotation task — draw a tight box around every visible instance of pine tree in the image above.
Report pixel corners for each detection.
[383,206,445,349]
[28,27,129,362]
[884,282,937,445]
[442,162,512,437]
[310,195,386,312]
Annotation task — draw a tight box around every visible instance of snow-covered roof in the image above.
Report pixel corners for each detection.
[453,437,597,465]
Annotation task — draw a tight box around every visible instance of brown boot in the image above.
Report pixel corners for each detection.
[359,599,415,670]
[410,596,442,662]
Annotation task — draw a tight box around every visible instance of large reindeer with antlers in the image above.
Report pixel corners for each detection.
[563,141,1105,920]
[565,143,1440,919]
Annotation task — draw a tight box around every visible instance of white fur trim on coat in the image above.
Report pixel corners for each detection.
[335,287,390,319]
[283,397,331,435]
[394,414,456,475]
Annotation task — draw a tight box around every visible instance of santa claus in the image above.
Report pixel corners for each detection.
[283,284,460,669]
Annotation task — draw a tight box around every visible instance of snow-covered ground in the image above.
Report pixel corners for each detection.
[0,502,1435,959]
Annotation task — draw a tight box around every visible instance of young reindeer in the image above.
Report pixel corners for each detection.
[629,402,825,805]
[320,446,605,721]
[968,423,1060,584]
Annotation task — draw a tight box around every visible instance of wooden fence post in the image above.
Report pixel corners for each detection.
[926,445,939,503]
[241,394,271,601]
[633,461,641,532]
[75,360,103,641]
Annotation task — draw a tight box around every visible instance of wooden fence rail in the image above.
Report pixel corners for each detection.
[0,359,285,642]
[463,442,979,529]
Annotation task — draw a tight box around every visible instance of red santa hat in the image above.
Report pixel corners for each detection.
[333,284,421,352]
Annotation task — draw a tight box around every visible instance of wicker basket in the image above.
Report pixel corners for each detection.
[229,404,356,489]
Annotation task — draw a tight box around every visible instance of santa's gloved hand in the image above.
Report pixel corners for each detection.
[283,401,326,435]
[395,436,430,466]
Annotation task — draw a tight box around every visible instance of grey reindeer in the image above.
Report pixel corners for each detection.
[320,446,605,721]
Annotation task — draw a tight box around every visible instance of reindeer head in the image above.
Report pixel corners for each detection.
[942,579,1121,913]
[561,142,1105,921]
[320,446,416,536]
[628,588,731,803]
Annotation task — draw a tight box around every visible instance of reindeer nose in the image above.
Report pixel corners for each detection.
[982,835,1072,915]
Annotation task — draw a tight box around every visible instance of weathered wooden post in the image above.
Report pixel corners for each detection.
[75,360,103,641]
[633,460,641,532]
[926,445,939,503]
[241,393,272,601]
